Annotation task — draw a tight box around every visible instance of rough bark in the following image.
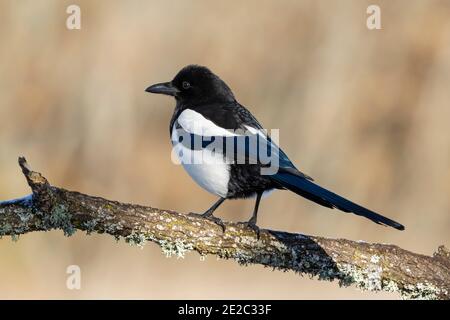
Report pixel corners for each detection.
[1,157,449,300]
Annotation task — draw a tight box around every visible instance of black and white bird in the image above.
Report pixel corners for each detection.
[145,65,405,234]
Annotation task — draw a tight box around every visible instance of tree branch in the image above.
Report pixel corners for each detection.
[1,157,449,300]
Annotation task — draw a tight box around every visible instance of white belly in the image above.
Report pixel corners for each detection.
[171,127,230,198]
[182,161,229,198]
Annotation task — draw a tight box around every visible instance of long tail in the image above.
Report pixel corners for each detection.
[270,172,405,230]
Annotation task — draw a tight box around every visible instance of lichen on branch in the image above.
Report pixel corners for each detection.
[0,157,449,300]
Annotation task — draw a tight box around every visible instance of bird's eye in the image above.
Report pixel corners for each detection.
[182,81,191,89]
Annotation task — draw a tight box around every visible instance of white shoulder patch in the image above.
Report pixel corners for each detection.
[177,109,238,137]
[244,125,267,137]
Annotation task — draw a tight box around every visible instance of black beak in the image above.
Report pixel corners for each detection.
[145,82,179,96]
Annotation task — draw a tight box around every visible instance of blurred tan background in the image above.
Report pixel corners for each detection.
[1,0,449,299]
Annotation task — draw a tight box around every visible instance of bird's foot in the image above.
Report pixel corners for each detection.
[238,219,261,239]
[188,212,226,232]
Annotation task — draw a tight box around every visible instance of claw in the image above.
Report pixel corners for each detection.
[188,212,226,232]
[238,220,261,239]
[207,215,226,232]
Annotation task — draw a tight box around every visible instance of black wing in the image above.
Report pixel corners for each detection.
[176,102,313,180]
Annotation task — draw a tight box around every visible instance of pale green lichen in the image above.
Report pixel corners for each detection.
[336,262,444,300]
[82,219,100,235]
[124,228,194,259]
[160,239,193,259]
[0,223,24,241]
[17,210,33,223]
[0,195,35,239]
[125,231,147,248]
[232,250,254,265]
[215,237,446,300]
[1,199,76,238]
[0,223,14,236]
[382,279,400,293]
[10,234,20,242]
[338,262,383,291]
[104,221,124,234]
[401,282,446,300]
[47,204,76,236]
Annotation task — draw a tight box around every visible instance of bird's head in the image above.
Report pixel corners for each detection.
[146,65,235,105]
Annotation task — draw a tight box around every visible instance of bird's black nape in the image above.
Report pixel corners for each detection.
[146,65,236,105]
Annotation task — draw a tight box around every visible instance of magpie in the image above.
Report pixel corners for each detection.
[145,65,405,234]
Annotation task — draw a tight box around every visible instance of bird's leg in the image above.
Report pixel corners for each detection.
[239,192,262,238]
[188,197,226,231]
[201,197,226,217]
